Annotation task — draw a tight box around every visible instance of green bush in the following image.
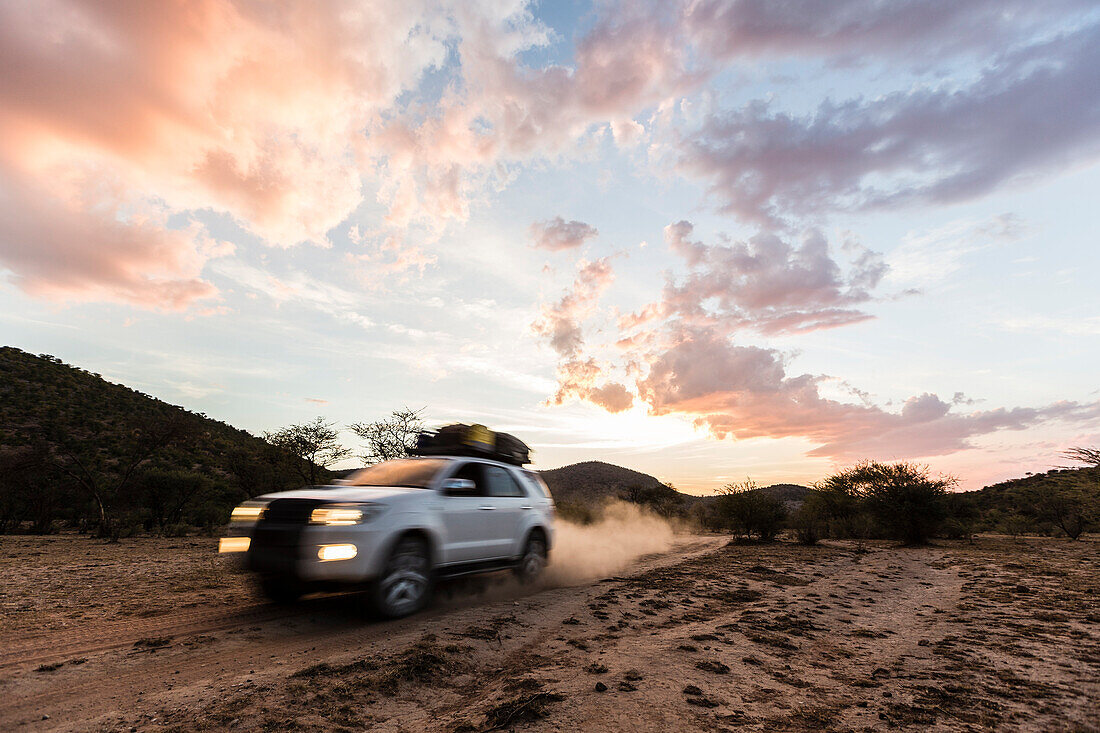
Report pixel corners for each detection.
[791,496,826,545]
[716,483,788,541]
[818,461,953,545]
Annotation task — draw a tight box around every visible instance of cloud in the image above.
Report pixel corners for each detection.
[537,221,1097,462]
[368,1,699,231]
[633,325,1100,461]
[676,22,1100,225]
[886,214,1025,285]
[550,358,635,413]
[0,168,224,310]
[532,256,634,412]
[530,217,599,252]
[620,221,886,336]
[532,256,617,359]
[683,0,1092,64]
[0,0,453,306]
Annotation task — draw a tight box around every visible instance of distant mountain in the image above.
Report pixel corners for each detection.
[538,460,669,504]
[538,460,811,507]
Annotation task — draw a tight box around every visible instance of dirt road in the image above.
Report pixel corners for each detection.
[1,534,1097,732]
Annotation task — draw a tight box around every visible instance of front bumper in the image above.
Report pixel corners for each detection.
[242,525,389,583]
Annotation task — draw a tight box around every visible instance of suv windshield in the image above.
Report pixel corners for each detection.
[342,459,448,489]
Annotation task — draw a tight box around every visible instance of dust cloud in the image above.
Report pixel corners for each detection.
[543,501,677,586]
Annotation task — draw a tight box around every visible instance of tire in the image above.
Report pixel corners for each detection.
[514,532,547,584]
[371,536,433,618]
[259,575,304,604]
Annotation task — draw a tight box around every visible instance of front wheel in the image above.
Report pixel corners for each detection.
[514,533,547,584]
[371,536,432,618]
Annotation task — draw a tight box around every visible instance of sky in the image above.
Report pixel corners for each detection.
[2,0,1099,493]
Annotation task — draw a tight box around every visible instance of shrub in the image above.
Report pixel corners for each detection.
[818,461,953,545]
[716,480,788,541]
[791,496,826,545]
[164,522,190,537]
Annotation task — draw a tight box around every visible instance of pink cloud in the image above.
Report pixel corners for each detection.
[550,357,634,414]
[530,217,599,251]
[532,255,634,412]
[633,326,1100,461]
[536,223,1099,463]
[0,0,452,307]
[368,2,699,231]
[532,256,617,359]
[0,168,222,310]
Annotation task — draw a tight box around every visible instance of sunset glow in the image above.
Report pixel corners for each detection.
[3,1,1099,491]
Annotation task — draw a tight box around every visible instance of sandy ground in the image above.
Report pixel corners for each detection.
[1,533,1098,732]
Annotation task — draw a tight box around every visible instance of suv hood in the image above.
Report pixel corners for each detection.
[257,486,428,503]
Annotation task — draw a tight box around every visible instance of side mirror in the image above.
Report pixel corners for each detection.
[442,478,477,496]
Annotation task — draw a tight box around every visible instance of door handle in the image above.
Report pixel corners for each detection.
[521,506,532,510]
[478,505,496,511]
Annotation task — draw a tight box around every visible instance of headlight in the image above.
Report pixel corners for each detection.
[230,501,268,523]
[318,543,358,561]
[310,503,382,526]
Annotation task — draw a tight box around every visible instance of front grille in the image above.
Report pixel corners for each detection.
[262,498,325,524]
[247,498,326,575]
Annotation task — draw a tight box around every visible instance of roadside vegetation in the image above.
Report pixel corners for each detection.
[0,348,421,539]
[1,347,1097,543]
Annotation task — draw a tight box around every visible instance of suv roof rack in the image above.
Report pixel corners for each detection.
[410,423,531,466]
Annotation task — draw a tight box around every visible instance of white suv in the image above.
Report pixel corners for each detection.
[220,456,555,617]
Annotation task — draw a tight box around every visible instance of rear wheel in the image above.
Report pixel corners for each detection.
[372,536,432,618]
[514,532,547,583]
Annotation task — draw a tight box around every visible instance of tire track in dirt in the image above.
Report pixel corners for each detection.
[0,602,297,669]
[1,536,726,731]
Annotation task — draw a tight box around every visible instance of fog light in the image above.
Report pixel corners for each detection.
[318,543,357,562]
[219,537,250,553]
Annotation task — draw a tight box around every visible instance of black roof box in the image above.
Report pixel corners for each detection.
[411,423,531,466]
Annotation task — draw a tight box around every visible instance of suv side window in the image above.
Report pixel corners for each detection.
[520,470,552,498]
[450,462,489,496]
[485,466,526,497]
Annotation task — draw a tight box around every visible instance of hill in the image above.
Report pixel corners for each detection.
[0,347,319,535]
[539,460,811,507]
[539,461,669,504]
[965,465,1100,535]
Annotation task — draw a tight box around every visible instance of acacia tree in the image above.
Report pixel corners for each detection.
[264,417,350,486]
[1029,477,1095,540]
[1062,446,1100,467]
[1045,447,1100,539]
[822,461,954,545]
[349,408,425,465]
[45,411,200,539]
[715,478,788,541]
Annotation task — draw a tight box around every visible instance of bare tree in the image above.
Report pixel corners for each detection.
[349,408,425,465]
[264,417,350,486]
[1063,446,1100,467]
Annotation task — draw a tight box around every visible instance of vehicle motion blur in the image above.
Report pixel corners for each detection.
[220,425,554,618]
